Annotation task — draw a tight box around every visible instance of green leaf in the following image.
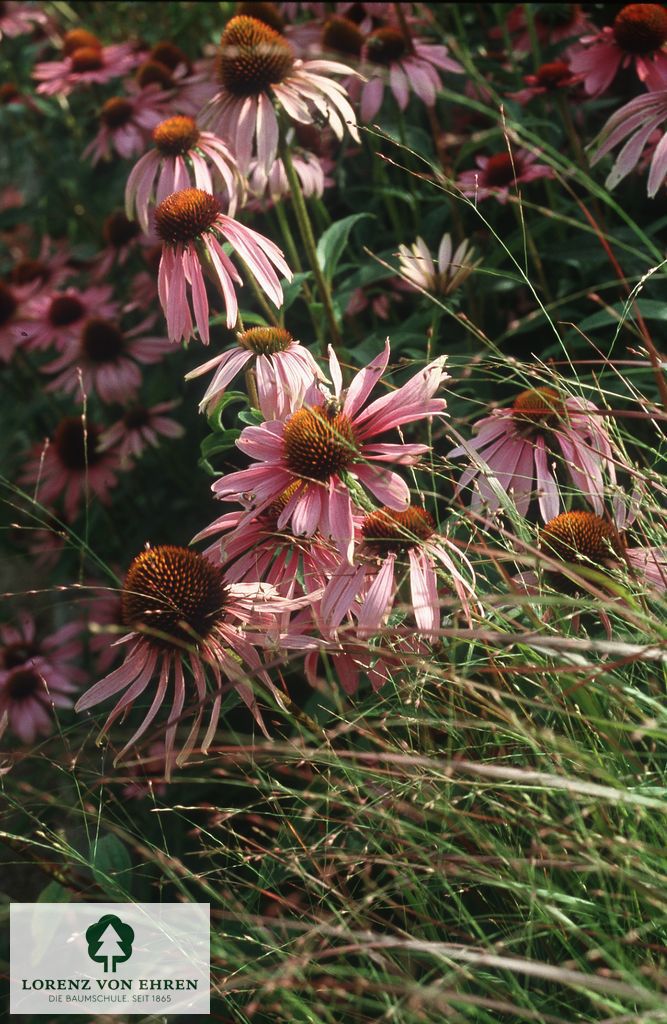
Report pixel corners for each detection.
[201,429,241,459]
[578,299,667,332]
[281,271,312,312]
[206,390,247,432]
[316,213,373,282]
[238,408,264,426]
[91,835,133,898]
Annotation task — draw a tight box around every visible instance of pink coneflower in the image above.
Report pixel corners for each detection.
[0,612,82,744]
[397,232,478,297]
[194,483,339,594]
[200,15,359,176]
[212,341,448,562]
[349,24,462,122]
[591,89,667,196]
[41,315,172,404]
[134,41,217,117]
[0,280,35,360]
[83,85,169,164]
[23,284,118,351]
[321,505,478,639]
[508,60,582,105]
[539,509,667,593]
[457,149,554,204]
[449,385,617,522]
[75,545,295,775]
[0,1,47,40]
[569,4,667,96]
[125,115,242,233]
[503,4,592,53]
[8,236,73,299]
[303,620,427,695]
[21,416,120,520]
[33,33,138,97]
[187,325,322,419]
[153,187,291,344]
[91,210,146,280]
[99,400,184,464]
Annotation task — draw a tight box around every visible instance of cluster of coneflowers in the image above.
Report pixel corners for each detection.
[2,1,667,775]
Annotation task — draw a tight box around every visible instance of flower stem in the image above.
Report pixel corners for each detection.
[279,131,342,349]
[244,366,260,411]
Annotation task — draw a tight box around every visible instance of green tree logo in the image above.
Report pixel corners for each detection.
[86,914,135,973]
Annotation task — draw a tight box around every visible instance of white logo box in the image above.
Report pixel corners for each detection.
[10,902,210,1015]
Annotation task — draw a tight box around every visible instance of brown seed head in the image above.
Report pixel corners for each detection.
[81,318,125,364]
[154,188,220,245]
[238,326,293,355]
[216,15,294,97]
[0,282,17,326]
[152,115,200,156]
[100,96,134,128]
[121,545,227,647]
[512,386,566,428]
[362,505,435,553]
[322,15,364,56]
[63,29,102,56]
[613,4,667,53]
[236,2,285,33]
[48,294,85,327]
[53,417,102,470]
[365,27,408,65]
[70,47,105,72]
[283,406,358,481]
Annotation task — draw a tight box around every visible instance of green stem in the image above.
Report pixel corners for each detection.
[244,367,260,411]
[274,199,304,274]
[245,267,282,327]
[279,131,341,350]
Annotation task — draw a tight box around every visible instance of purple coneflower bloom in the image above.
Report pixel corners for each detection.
[34,30,138,96]
[508,60,582,105]
[23,284,118,351]
[125,115,242,232]
[154,187,291,344]
[75,545,297,775]
[194,483,339,596]
[0,613,83,743]
[569,3,667,95]
[21,417,121,520]
[539,509,667,593]
[449,386,617,521]
[349,23,462,122]
[0,1,47,39]
[8,236,73,300]
[591,89,667,196]
[0,280,37,360]
[212,340,448,562]
[41,315,172,404]
[99,400,185,464]
[187,325,322,420]
[83,85,169,165]
[200,15,359,177]
[321,505,478,639]
[302,619,428,695]
[457,149,554,204]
